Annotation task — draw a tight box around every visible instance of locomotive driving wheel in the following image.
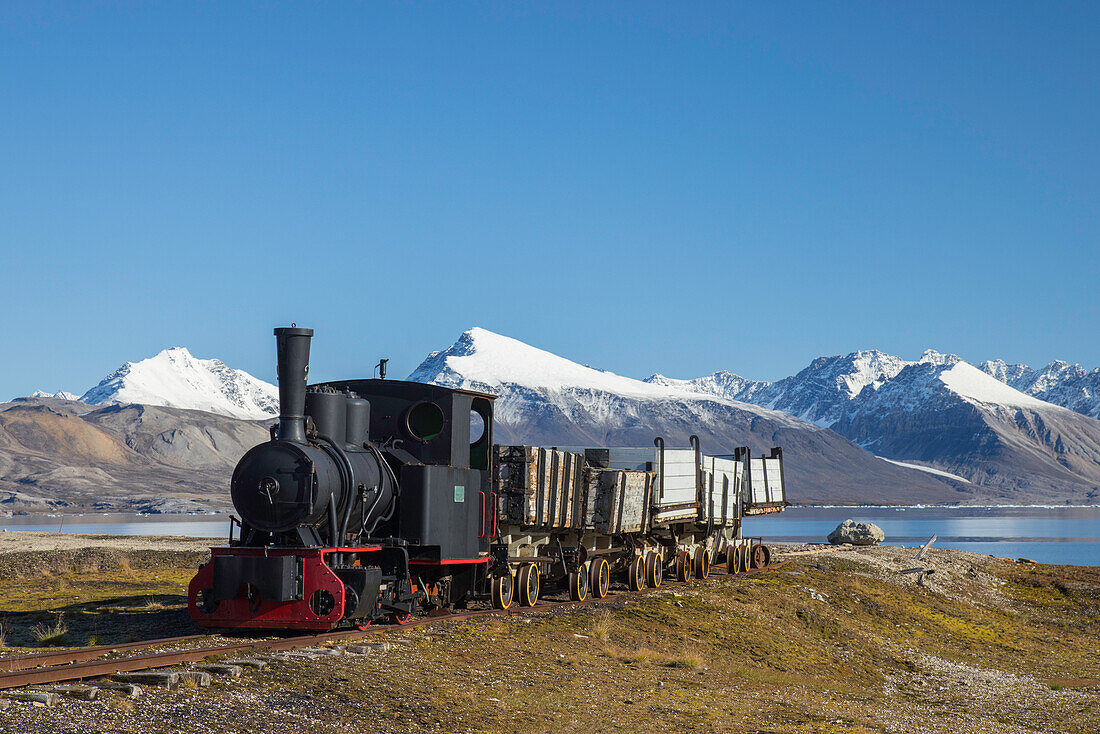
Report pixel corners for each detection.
[491,572,514,610]
[589,558,610,599]
[517,563,540,607]
[569,565,589,602]
[391,580,413,624]
[644,551,663,589]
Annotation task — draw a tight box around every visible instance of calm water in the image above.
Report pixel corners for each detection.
[2,507,1098,566]
[742,506,1100,566]
[0,513,230,538]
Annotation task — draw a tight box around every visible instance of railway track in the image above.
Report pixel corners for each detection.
[0,561,786,693]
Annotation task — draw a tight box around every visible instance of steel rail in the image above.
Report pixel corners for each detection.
[0,635,207,672]
[0,560,786,691]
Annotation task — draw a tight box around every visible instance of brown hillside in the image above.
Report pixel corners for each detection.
[0,405,131,465]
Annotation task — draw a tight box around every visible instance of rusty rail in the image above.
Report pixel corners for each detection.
[0,635,207,672]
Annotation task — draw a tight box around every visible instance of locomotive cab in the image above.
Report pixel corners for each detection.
[316,377,497,564]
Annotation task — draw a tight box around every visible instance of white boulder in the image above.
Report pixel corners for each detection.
[828,519,885,546]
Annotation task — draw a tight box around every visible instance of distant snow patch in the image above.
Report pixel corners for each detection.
[937,362,1050,409]
[878,457,971,483]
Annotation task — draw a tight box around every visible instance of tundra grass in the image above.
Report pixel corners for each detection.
[1,550,1097,734]
[0,566,198,648]
[245,558,1100,734]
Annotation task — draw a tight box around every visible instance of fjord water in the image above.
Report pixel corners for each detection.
[742,506,1100,566]
[2,506,1098,566]
[0,513,230,538]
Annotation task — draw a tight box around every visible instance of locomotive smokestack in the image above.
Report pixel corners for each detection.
[274,326,314,443]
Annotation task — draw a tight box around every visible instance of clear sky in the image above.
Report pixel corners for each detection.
[1,2,1097,397]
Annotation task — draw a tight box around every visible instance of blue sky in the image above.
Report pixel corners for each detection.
[1,2,1097,397]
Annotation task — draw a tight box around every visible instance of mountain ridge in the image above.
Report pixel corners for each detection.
[78,347,278,420]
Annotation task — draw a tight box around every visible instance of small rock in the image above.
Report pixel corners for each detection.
[828,519,885,546]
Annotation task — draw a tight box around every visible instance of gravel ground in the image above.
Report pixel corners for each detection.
[0,537,1096,733]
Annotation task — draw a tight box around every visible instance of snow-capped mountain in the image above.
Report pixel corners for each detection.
[644,371,769,403]
[980,359,1100,418]
[747,350,913,427]
[29,390,81,401]
[79,347,278,420]
[830,359,1100,501]
[655,347,1100,502]
[409,328,969,504]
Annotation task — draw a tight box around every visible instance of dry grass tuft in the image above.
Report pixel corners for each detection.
[665,649,706,670]
[31,615,69,645]
[116,557,136,578]
[590,610,614,642]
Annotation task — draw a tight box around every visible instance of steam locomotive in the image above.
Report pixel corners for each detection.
[187,327,787,630]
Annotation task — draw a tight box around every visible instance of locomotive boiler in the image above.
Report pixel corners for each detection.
[188,326,787,630]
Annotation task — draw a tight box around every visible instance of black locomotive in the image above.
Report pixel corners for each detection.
[188,326,497,629]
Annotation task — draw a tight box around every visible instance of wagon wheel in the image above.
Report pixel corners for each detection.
[644,551,663,589]
[628,556,646,591]
[517,563,540,607]
[676,550,693,582]
[589,558,610,599]
[693,547,710,580]
[751,544,768,569]
[727,545,741,575]
[492,572,514,610]
[569,565,589,602]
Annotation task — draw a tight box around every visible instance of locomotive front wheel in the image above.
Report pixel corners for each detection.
[740,544,751,573]
[628,556,646,591]
[727,545,741,575]
[589,558,610,599]
[644,551,663,589]
[568,566,589,602]
[492,573,514,610]
[391,580,413,624]
[195,588,219,615]
[517,563,540,607]
[753,544,771,569]
[676,550,693,582]
[693,548,711,580]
